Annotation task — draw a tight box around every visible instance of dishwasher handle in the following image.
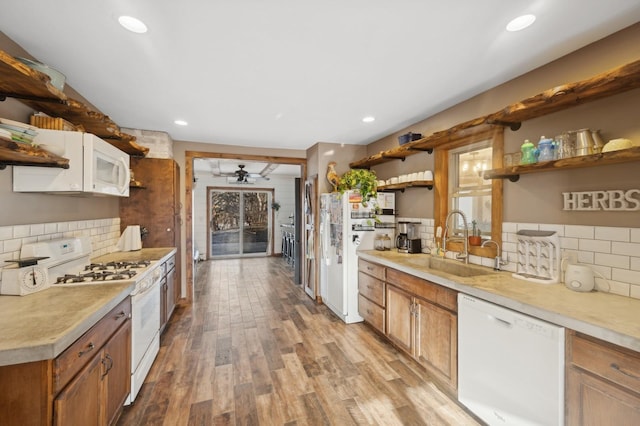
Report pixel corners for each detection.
[488,314,513,328]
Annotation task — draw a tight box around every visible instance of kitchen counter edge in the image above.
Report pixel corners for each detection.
[358,250,640,353]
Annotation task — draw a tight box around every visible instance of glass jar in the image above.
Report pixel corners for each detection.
[382,234,392,251]
[374,234,384,251]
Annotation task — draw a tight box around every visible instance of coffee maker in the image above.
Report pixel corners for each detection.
[396,222,410,253]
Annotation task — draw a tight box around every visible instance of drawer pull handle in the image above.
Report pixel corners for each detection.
[367,266,374,271]
[78,342,95,357]
[611,363,640,380]
[115,311,127,319]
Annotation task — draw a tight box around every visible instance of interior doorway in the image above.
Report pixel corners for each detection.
[184,152,307,304]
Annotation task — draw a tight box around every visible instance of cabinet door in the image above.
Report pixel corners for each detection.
[103,322,131,426]
[567,367,640,426]
[166,266,176,318]
[160,278,168,332]
[386,285,413,354]
[54,352,102,426]
[414,299,457,390]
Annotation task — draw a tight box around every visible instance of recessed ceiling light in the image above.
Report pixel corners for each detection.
[118,16,148,34]
[174,119,188,126]
[362,116,375,123]
[506,14,536,32]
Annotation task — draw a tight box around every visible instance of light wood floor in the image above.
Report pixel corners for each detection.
[118,257,481,426]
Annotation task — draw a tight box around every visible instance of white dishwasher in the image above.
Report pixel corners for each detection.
[458,294,565,426]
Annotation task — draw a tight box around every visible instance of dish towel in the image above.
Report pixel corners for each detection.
[116,225,142,251]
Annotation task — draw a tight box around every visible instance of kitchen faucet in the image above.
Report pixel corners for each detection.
[442,209,469,263]
[482,239,509,270]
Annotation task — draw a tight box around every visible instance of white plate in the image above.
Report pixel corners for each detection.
[0,118,38,131]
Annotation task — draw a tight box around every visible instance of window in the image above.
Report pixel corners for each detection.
[434,126,504,257]
[448,143,493,236]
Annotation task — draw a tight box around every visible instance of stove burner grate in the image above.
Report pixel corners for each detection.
[56,269,138,283]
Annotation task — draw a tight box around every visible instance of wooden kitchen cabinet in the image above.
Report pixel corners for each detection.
[386,284,414,354]
[358,258,459,395]
[358,258,387,333]
[386,267,458,395]
[0,297,131,426]
[160,254,177,332]
[414,298,457,389]
[566,330,640,425]
[120,158,181,303]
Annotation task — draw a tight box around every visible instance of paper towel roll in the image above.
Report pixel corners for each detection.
[116,225,142,251]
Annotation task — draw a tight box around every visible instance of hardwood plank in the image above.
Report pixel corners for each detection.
[118,258,479,426]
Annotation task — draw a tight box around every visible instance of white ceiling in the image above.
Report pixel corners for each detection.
[193,158,301,178]
[1,1,639,151]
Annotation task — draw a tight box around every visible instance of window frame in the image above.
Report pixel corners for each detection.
[434,126,504,257]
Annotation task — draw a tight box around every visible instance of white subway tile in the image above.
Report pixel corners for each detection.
[606,280,630,297]
[577,251,594,264]
[611,241,640,256]
[579,239,610,253]
[30,223,45,236]
[4,238,22,253]
[612,268,640,286]
[502,222,517,233]
[516,223,539,231]
[68,222,78,231]
[594,253,629,269]
[539,224,564,236]
[595,226,630,242]
[57,222,70,233]
[565,225,595,239]
[560,237,579,250]
[631,228,640,243]
[630,284,640,300]
[13,225,29,238]
[45,223,58,234]
[590,264,611,279]
[0,227,12,240]
[631,257,640,271]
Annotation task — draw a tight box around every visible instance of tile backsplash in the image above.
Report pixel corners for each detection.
[0,218,121,267]
[398,217,640,300]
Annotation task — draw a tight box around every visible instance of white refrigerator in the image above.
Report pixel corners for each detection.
[319,191,395,323]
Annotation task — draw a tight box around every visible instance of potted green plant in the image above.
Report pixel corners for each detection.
[337,168,378,206]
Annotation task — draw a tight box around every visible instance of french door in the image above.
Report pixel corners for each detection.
[208,188,272,258]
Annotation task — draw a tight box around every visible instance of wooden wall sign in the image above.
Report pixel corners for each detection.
[563,189,640,211]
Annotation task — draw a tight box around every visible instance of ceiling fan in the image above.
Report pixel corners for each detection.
[228,164,269,182]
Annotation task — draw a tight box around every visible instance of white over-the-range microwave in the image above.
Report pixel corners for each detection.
[13,129,130,197]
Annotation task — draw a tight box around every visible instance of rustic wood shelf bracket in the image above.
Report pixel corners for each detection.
[0,92,67,105]
[486,119,522,131]
[409,146,434,154]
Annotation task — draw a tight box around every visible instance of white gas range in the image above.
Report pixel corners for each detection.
[13,236,162,405]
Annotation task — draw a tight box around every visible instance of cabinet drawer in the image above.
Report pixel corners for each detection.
[358,259,385,280]
[54,297,131,393]
[358,272,385,306]
[569,332,640,395]
[165,255,176,272]
[359,294,385,334]
[387,268,457,312]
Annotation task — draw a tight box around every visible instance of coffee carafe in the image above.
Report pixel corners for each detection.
[396,221,410,253]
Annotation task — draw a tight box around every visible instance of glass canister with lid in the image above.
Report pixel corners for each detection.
[382,234,392,251]
[374,234,385,251]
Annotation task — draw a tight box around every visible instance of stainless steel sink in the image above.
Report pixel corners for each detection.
[406,256,495,277]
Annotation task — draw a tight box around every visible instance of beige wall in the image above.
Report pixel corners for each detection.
[307,142,367,194]
[366,23,640,227]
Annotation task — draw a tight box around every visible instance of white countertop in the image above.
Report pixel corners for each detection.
[358,250,640,353]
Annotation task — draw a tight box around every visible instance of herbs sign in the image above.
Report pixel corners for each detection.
[563,189,640,211]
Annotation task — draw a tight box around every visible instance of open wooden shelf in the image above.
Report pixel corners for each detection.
[350,59,640,169]
[0,50,148,157]
[378,180,434,192]
[0,136,69,169]
[483,146,640,182]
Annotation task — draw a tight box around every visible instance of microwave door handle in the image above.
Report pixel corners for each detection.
[117,157,130,194]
